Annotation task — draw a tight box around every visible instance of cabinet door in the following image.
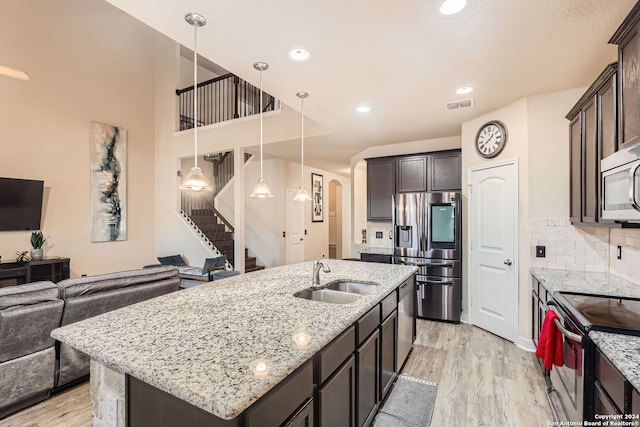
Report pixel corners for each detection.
[619,28,640,149]
[633,387,640,416]
[284,398,314,427]
[380,310,397,400]
[569,114,582,224]
[397,155,428,193]
[367,159,395,222]
[582,97,597,223]
[430,152,461,191]
[357,329,379,427]
[319,355,356,427]
[599,73,618,159]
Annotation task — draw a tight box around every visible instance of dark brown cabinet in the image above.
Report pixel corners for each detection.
[356,330,379,427]
[366,158,395,222]
[566,63,617,225]
[319,356,356,427]
[611,3,640,149]
[284,399,314,427]
[380,310,397,400]
[396,155,428,193]
[366,150,461,222]
[0,257,70,287]
[360,253,392,264]
[531,276,549,373]
[430,152,462,191]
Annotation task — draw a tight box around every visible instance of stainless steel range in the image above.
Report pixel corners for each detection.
[547,292,640,422]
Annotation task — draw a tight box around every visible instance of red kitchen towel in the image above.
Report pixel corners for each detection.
[535,310,564,370]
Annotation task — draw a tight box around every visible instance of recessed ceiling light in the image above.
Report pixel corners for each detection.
[440,0,466,15]
[289,48,310,61]
[356,105,371,113]
[456,86,473,95]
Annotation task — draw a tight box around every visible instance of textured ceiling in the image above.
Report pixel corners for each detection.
[106,0,636,175]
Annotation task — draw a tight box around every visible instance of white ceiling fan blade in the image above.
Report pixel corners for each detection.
[0,64,30,81]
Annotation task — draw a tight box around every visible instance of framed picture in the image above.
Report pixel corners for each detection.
[90,121,127,242]
[312,173,323,222]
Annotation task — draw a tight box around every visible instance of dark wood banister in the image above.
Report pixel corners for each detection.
[211,206,234,233]
[175,73,234,95]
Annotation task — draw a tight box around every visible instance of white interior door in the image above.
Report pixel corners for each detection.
[469,160,517,342]
[286,189,305,264]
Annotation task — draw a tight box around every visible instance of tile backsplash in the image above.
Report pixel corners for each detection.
[530,218,640,285]
[365,222,393,249]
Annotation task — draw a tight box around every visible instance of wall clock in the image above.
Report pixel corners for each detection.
[475,120,508,159]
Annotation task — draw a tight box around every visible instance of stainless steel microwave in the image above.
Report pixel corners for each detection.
[601,143,640,222]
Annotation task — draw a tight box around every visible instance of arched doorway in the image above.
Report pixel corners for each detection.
[328,180,343,259]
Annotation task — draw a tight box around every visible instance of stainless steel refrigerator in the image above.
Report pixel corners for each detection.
[392,192,462,323]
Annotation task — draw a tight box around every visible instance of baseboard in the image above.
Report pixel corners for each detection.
[460,312,469,324]
[515,336,536,352]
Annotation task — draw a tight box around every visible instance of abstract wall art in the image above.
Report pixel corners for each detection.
[90,121,127,242]
[312,172,323,222]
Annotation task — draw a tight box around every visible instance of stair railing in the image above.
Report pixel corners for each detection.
[176,73,279,131]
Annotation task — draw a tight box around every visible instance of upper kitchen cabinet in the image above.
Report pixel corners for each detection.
[396,155,428,193]
[566,63,617,225]
[366,157,395,222]
[610,2,640,150]
[430,151,461,191]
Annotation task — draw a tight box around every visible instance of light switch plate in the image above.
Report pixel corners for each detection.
[375,231,383,239]
[535,246,545,258]
[106,393,118,427]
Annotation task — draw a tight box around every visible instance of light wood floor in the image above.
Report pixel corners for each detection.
[402,320,553,427]
[1,320,552,426]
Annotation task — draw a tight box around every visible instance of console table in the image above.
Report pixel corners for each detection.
[0,257,70,285]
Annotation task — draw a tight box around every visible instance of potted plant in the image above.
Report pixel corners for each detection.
[30,231,46,261]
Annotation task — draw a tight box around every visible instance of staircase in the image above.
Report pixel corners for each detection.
[244,248,265,273]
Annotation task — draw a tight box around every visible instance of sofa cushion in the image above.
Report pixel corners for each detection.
[0,281,60,311]
[0,281,63,363]
[56,266,178,298]
[157,255,186,266]
[0,346,55,419]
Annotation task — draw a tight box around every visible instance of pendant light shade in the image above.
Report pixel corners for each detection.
[181,12,210,192]
[250,62,274,198]
[293,91,311,202]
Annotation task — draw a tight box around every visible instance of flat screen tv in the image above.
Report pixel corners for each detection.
[0,177,44,231]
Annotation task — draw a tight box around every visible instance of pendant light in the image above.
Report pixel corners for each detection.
[293,92,311,202]
[249,62,274,198]
[180,12,210,192]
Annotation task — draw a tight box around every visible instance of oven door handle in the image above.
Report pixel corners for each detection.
[547,304,582,343]
[630,160,640,212]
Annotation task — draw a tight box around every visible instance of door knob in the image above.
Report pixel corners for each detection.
[504,259,512,266]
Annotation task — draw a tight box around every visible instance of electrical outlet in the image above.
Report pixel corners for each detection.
[617,245,622,260]
[535,246,546,258]
[375,231,383,239]
[106,393,118,427]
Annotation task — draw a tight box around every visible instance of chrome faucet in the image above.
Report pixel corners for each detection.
[312,257,331,288]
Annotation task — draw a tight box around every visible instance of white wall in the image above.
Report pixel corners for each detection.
[462,87,589,341]
[0,0,157,276]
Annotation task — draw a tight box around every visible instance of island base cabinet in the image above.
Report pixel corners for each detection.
[357,330,380,427]
[284,398,314,427]
[380,310,398,400]
[318,355,356,427]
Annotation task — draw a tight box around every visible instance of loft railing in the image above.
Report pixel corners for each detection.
[176,73,278,131]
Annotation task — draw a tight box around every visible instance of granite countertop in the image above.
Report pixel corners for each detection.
[589,331,640,391]
[530,268,640,392]
[530,268,640,298]
[360,247,393,255]
[52,260,417,420]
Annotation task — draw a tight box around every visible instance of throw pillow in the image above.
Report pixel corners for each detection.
[202,256,227,275]
[157,255,186,266]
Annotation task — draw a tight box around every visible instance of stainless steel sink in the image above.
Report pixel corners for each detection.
[324,280,378,295]
[294,288,361,304]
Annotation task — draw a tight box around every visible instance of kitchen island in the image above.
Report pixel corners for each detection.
[52,260,417,426]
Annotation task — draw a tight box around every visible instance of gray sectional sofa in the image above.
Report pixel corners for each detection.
[0,266,179,419]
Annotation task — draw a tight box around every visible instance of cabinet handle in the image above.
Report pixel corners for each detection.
[630,160,640,212]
